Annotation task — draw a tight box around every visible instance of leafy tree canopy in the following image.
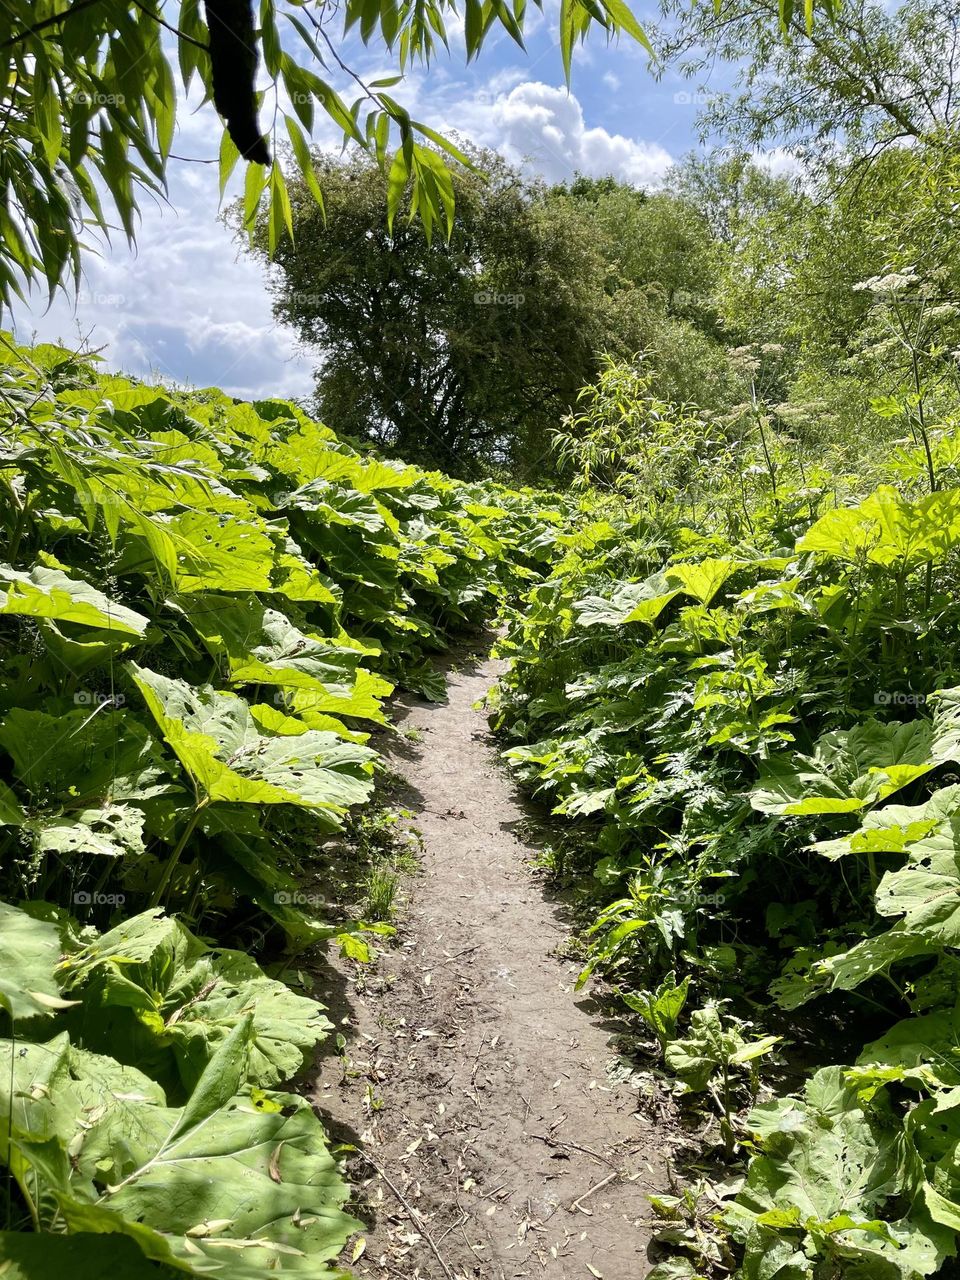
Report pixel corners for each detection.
[656,0,960,178]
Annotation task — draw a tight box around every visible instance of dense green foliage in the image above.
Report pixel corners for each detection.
[245,150,630,477]
[491,331,960,1275]
[6,4,960,1275]
[0,335,557,1272]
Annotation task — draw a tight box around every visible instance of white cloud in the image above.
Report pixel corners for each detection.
[480,81,672,185]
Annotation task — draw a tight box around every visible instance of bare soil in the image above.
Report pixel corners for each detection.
[314,644,670,1279]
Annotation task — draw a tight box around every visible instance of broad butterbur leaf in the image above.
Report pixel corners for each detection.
[60,909,331,1092]
[0,900,72,1020]
[752,719,937,816]
[0,564,148,636]
[1,1024,358,1277]
[128,664,375,816]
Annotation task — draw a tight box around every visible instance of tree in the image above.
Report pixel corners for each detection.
[243,149,745,478]
[553,177,758,412]
[656,0,960,178]
[0,0,649,308]
[663,141,960,460]
[243,149,638,477]
[550,179,718,324]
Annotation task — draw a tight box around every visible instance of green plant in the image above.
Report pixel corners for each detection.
[363,864,400,923]
[492,387,960,1275]
[620,970,691,1051]
[665,1003,780,1154]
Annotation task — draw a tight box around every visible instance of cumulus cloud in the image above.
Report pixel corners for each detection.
[10,132,315,402]
[10,203,314,401]
[485,82,672,185]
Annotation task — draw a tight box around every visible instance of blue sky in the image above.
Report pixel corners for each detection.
[11,5,745,401]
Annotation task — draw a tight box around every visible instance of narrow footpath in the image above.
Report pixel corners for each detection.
[314,647,668,1279]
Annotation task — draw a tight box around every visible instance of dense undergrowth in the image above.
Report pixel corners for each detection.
[8,316,960,1280]
[0,337,559,1275]
[491,386,960,1277]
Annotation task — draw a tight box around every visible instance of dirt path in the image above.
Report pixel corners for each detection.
[314,646,667,1279]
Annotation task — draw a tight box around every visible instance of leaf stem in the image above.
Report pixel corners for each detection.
[149,798,209,909]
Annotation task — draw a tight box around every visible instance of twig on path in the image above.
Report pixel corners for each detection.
[528,1133,618,1171]
[478,1180,508,1201]
[361,1153,457,1280]
[567,1171,619,1216]
[454,1170,490,1270]
[434,1210,468,1245]
[440,944,479,964]
[470,1035,487,1085]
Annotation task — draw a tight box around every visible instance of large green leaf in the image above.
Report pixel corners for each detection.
[128,665,375,814]
[874,818,960,943]
[575,571,680,628]
[858,1004,960,1091]
[752,719,936,816]
[0,564,149,636]
[804,818,960,1000]
[166,511,278,593]
[60,909,331,1092]
[664,558,744,606]
[0,1231,181,1279]
[798,487,960,570]
[796,925,933,1004]
[812,786,960,861]
[2,1025,357,1277]
[0,708,171,806]
[0,900,72,1021]
[287,667,394,726]
[731,1067,951,1279]
[27,804,147,861]
[0,780,23,826]
[183,594,360,692]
